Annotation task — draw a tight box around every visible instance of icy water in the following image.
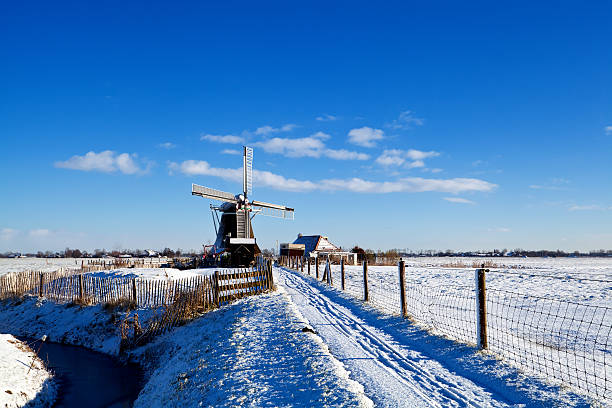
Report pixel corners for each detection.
[28,339,143,407]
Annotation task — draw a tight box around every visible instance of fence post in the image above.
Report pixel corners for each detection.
[213,271,220,306]
[326,259,332,285]
[39,273,44,297]
[300,257,304,273]
[268,261,275,288]
[307,258,311,275]
[398,260,407,318]
[79,274,84,302]
[132,279,138,305]
[476,266,488,350]
[316,257,319,280]
[363,260,369,302]
[341,258,345,291]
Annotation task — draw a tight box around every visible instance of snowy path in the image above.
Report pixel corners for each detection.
[277,266,578,408]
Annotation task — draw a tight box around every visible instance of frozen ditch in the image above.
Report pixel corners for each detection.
[24,338,143,408]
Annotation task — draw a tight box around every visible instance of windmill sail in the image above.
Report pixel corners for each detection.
[243,146,253,197]
[192,184,237,203]
[251,200,295,220]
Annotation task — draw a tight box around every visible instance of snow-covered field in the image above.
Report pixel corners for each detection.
[0,334,56,408]
[1,257,610,406]
[0,258,85,276]
[277,266,594,407]
[314,257,612,404]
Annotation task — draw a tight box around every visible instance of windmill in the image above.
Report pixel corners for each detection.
[192,146,294,266]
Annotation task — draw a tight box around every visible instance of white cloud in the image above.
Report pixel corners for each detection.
[54,151,150,175]
[254,124,297,136]
[443,197,475,204]
[488,227,511,232]
[569,205,611,211]
[254,134,368,160]
[1,228,18,241]
[311,131,331,140]
[316,114,337,122]
[221,149,241,155]
[605,126,612,135]
[387,110,424,130]
[157,142,176,149]
[323,149,370,161]
[29,229,50,237]
[201,134,245,144]
[170,160,496,194]
[348,127,384,147]
[376,149,439,168]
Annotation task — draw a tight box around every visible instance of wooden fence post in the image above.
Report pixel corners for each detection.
[398,260,407,318]
[213,271,220,306]
[132,279,138,305]
[79,274,84,302]
[268,261,274,288]
[39,273,44,297]
[476,266,488,350]
[307,258,311,275]
[300,257,304,273]
[315,257,319,280]
[363,260,369,302]
[341,258,345,291]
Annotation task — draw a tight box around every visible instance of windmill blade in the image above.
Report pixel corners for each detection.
[251,200,294,220]
[192,184,238,203]
[243,146,253,197]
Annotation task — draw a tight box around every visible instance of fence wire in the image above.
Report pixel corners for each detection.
[280,257,611,404]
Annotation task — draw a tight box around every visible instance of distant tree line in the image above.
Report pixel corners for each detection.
[348,247,612,259]
[2,247,611,259]
[0,247,203,258]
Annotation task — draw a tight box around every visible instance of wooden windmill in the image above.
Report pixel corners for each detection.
[192,146,294,266]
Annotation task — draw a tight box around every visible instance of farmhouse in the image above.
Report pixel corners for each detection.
[285,234,358,265]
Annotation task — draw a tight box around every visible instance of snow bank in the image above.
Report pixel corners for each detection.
[132,290,373,407]
[0,297,140,355]
[0,334,56,407]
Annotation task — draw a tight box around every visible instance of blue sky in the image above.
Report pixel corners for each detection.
[1,1,611,253]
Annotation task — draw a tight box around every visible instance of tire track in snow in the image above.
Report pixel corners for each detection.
[277,267,513,408]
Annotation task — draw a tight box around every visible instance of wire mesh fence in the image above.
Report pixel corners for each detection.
[279,256,611,404]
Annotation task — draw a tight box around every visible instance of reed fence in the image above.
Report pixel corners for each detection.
[0,258,275,348]
[279,256,611,405]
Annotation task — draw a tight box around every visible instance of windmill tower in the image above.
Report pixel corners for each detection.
[192,146,294,266]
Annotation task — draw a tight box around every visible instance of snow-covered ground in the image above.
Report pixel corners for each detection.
[277,266,594,407]
[1,257,609,406]
[0,258,84,276]
[0,288,373,407]
[312,259,612,405]
[0,334,56,408]
[132,288,372,407]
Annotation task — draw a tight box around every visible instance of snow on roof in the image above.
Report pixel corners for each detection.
[292,235,340,254]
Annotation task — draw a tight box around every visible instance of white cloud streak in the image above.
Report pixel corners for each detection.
[254,133,369,160]
[29,229,51,237]
[1,228,18,241]
[387,110,425,130]
[569,205,612,211]
[170,160,496,194]
[605,126,612,135]
[316,114,337,122]
[157,142,176,149]
[348,127,384,147]
[54,151,150,175]
[376,149,440,168]
[221,149,241,155]
[254,124,297,136]
[443,197,475,204]
[201,134,245,144]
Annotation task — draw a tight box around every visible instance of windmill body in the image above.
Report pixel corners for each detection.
[192,146,294,266]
